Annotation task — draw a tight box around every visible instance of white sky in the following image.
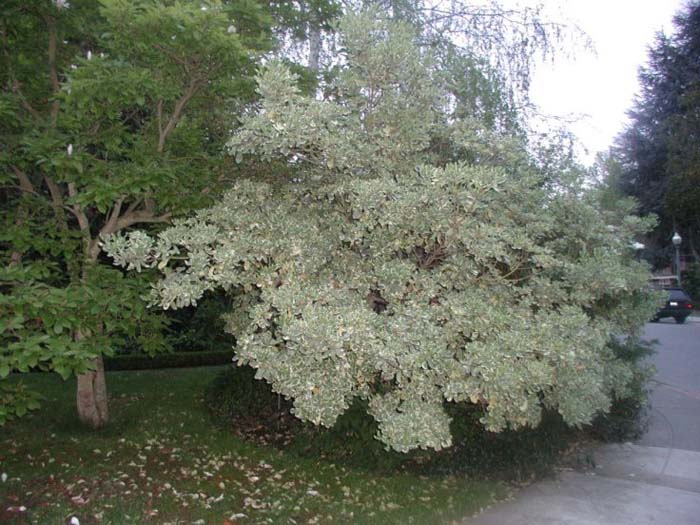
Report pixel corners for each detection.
[525,0,686,165]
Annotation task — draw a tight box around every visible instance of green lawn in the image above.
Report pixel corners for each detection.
[0,367,505,524]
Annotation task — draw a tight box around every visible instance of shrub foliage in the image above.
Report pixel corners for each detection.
[104,12,659,452]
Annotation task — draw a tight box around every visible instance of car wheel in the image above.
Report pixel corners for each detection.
[675,316,687,324]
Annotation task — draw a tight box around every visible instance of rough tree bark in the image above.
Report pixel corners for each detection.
[75,243,110,428]
[76,354,109,428]
[308,25,322,71]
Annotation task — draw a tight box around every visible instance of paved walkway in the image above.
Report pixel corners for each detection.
[468,444,700,524]
[466,320,700,524]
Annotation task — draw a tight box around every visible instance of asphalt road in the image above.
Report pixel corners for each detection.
[639,318,700,452]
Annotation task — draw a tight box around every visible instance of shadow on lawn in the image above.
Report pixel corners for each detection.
[205,365,582,482]
[1,366,507,525]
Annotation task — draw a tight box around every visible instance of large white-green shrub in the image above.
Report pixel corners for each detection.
[103,12,658,452]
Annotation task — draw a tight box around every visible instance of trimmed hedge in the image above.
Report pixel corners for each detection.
[104,350,235,371]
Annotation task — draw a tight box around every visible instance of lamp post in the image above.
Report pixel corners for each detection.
[672,232,682,286]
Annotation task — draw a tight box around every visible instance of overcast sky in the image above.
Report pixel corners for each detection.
[525,0,686,164]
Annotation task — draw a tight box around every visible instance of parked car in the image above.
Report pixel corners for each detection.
[652,288,694,324]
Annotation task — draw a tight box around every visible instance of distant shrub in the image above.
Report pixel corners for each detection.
[104,350,234,371]
[205,364,285,421]
[167,291,236,352]
[682,263,700,301]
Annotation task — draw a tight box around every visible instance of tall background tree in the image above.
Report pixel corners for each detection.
[613,1,700,267]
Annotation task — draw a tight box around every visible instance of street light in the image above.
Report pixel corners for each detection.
[672,232,682,285]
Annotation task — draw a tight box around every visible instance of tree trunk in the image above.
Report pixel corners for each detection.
[308,25,322,71]
[76,354,109,428]
[75,245,110,429]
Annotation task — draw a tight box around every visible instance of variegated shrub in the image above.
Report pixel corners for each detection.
[103,12,658,452]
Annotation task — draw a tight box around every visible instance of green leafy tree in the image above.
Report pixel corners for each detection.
[0,0,273,426]
[105,12,658,452]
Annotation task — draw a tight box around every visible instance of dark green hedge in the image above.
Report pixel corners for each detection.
[682,263,700,301]
[104,350,235,371]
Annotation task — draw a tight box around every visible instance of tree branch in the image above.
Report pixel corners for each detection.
[43,13,61,123]
[11,81,42,120]
[96,200,173,250]
[44,175,66,212]
[157,98,164,139]
[93,207,172,259]
[0,185,41,198]
[125,198,143,216]
[67,182,91,234]
[115,210,172,231]
[42,175,94,246]
[11,165,36,194]
[157,78,202,153]
[102,196,125,236]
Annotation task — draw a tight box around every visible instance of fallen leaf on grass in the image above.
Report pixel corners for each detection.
[243,497,266,509]
[71,495,89,505]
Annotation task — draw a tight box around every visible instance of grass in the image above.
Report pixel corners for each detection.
[0,367,505,524]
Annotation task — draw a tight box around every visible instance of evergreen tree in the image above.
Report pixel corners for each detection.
[614,1,700,263]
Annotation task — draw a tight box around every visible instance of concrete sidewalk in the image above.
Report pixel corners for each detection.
[466,321,700,524]
[467,444,700,524]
